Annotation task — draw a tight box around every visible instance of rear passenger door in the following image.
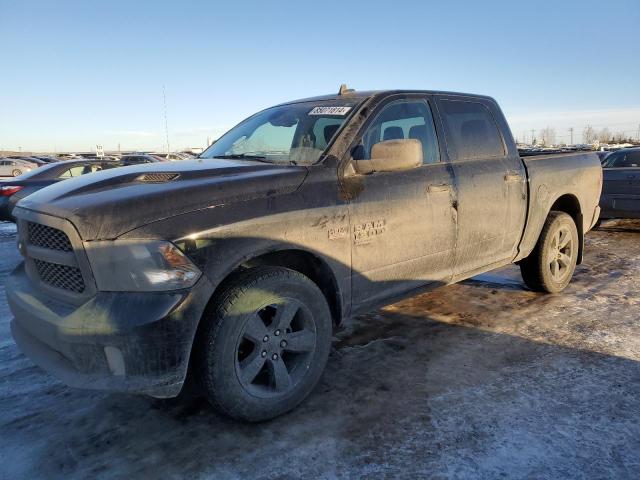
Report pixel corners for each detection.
[435,96,527,279]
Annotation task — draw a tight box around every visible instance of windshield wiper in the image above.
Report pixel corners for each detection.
[213,154,274,164]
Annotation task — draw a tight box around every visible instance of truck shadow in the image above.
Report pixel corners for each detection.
[19,275,640,478]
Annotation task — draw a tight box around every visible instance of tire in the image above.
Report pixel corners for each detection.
[592,219,602,230]
[520,211,579,293]
[12,169,22,177]
[197,266,332,422]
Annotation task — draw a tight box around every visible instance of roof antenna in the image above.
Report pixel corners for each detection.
[338,84,355,95]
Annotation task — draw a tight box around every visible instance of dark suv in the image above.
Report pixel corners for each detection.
[600,147,640,219]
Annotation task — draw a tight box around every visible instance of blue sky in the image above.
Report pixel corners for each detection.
[1,0,639,151]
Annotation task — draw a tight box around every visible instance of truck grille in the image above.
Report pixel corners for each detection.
[28,222,73,252]
[23,221,88,295]
[34,259,85,293]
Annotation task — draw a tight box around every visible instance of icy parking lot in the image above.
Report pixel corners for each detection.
[1,220,639,479]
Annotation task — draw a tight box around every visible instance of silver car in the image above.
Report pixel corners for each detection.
[0,159,35,177]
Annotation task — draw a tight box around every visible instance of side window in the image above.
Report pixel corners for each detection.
[439,100,505,160]
[59,166,86,178]
[622,152,640,167]
[312,117,343,150]
[81,164,102,175]
[355,99,440,165]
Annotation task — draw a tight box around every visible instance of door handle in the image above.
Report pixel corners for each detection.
[427,183,452,193]
[627,175,636,179]
[504,172,522,182]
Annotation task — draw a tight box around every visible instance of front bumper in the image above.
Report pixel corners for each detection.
[6,262,211,398]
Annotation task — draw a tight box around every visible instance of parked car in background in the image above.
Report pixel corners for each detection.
[30,156,63,163]
[153,152,192,161]
[119,154,167,165]
[56,153,83,160]
[5,156,48,167]
[0,159,37,177]
[599,147,640,220]
[76,155,121,162]
[0,159,121,221]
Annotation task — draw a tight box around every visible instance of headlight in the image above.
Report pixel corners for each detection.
[85,240,201,291]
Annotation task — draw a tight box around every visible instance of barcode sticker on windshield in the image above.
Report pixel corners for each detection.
[309,106,352,116]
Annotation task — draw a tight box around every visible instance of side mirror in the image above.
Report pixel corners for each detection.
[353,139,422,174]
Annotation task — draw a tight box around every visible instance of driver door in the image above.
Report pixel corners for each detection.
[345,96,457,310]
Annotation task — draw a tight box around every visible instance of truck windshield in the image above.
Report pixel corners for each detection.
[200,101,359,165]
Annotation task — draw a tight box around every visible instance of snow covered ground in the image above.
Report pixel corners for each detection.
[1,220,639,479]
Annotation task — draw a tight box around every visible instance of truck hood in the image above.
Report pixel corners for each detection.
[17,158,308,240]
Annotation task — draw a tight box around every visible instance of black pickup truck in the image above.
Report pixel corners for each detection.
[6,88,602,422]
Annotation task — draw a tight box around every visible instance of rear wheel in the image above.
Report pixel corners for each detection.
[11,169,22,177]
[520,211,579,293]
[197,266,332,422]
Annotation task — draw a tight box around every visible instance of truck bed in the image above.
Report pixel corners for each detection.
[515,151,602,262]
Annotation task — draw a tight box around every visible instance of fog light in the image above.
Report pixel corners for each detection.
[104,346,126,376]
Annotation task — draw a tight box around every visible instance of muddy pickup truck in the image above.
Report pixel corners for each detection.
[6,88,602,422]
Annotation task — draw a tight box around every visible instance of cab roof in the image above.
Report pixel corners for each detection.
[277,89,495,106]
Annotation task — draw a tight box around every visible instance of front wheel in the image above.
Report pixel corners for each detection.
[197,266,332,422]
[520,211,579,293]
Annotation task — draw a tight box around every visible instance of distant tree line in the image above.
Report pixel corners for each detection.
[532,126,637,146]
[582,126,636,144]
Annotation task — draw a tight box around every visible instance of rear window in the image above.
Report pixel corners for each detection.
[605,151,640,168]
[439,100,505,160]
[627,151,640,166]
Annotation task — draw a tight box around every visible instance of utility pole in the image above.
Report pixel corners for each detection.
[163,85,170,154]
[569,127,574,145]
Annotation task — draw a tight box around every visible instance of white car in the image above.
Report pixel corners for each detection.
[153,152,192,161]
[0,159,35,177]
